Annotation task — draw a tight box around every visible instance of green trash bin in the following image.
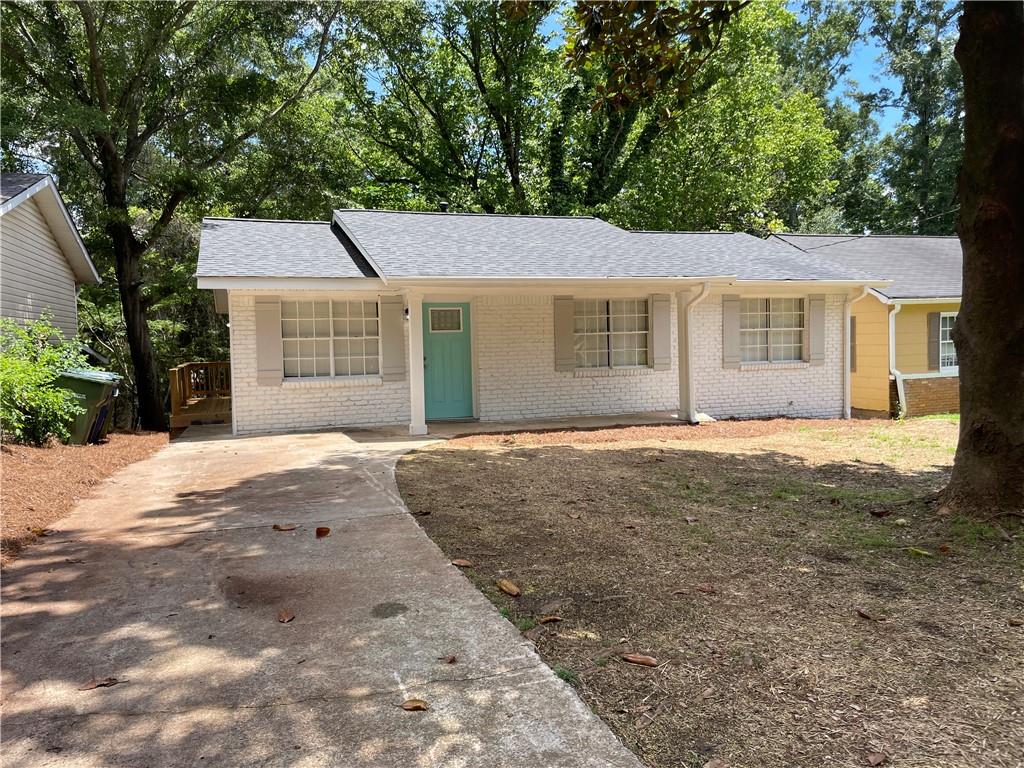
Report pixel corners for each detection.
[56,369,122,445]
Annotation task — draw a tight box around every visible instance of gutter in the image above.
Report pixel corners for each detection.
[888,302,905,417]
[683,282,712,423]
[844,286,871,419]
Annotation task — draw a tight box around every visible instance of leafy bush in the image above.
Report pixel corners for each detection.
[0,316,89,445]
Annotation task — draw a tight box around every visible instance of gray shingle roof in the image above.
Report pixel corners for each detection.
[197,218,375,279]
[771,234,961,299]
[0,173,47,203]
[334,209,699,278]
[629,231,879,282]
[196,210,884,283]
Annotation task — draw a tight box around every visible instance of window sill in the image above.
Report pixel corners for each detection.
[739,361,810,371]
[573,366,655,378]
[281,375,383,389]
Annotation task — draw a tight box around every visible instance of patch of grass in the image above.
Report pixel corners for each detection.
[516,616,538,632]
[913,412,960,423]
[553,664,579,685]
[499,606,511,619]
[946,515,1011,546]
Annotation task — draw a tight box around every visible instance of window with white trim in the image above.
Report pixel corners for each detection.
[281,299,379,378]
[939,312,957,371]
[574,298,648,368]
[740,298,804,363]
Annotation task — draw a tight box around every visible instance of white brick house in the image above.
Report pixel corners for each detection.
[197,210,886,436]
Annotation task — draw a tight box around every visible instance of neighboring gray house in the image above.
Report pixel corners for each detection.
[0,173,100,337]
[197,210,889,436]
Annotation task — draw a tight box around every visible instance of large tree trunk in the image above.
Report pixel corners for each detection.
[109,221,167,431]
[943,1,1024,512]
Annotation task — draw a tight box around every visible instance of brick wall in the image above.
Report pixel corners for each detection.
[689,294,846,419]
[900,375,959,417]
[228,293,411,435]
[473,295,679,420]
[227,291,849,434]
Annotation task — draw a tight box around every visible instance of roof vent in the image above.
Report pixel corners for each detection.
[439,201,449,213]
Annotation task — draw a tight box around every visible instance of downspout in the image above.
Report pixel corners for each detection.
[888,302,905,417]
[844,286,870,419]
[684,282,712,423]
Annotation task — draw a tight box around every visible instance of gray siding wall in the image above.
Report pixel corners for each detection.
[0,197,78,336]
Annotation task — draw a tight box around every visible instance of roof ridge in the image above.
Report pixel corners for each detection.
[777,232,959,239]
[630,229,736,235]
[204,216,331,224]
[334,208,598,221]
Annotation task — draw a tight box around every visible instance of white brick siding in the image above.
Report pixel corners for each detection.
[473,295,679,421]
[226,290,846,434]
[228,293,410,435]
[690,294,845,419]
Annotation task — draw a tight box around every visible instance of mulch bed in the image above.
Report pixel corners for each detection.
[397,418,1023,768]
[1,432,167,566]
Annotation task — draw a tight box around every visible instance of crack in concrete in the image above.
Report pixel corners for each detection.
[1,660,547,724]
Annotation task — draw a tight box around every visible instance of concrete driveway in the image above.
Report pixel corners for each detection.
[1,427,640,768]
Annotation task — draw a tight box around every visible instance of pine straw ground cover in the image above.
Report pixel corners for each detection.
[1,432,167,566]
[396,416,1023,768]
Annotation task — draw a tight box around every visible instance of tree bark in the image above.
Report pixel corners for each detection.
[100,160,168,432]
[943,1,1024,512]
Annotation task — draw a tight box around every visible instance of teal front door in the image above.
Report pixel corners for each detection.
[423,303,473,420]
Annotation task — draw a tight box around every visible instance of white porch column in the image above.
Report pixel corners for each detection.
[677,284,711,423]
[407,291,428,435]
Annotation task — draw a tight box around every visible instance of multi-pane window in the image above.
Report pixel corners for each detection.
[740,298,805,363]
[940,312,957,371]
[281,299,379,378]
[574,299,648,369]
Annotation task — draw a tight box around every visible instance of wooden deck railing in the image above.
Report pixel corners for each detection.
[169,361,230,416]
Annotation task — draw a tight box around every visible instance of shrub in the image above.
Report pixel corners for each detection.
[0,316,89,445]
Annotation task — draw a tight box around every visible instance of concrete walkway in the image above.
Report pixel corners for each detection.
[1,427,641,768]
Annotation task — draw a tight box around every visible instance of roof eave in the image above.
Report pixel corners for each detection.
[1,176,101,285]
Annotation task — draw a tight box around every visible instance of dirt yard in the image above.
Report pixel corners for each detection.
[1,432,167,566]
[397,416,1023,768]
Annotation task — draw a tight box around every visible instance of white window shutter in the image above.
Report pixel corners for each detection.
[649,294,671,370]
[379,295,406,381]
[553,295,575,371]
[722,294,741,368]
[808,294,826,366]
[254,295,283,386]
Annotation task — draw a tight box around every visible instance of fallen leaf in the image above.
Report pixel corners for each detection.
[869,508,892,518]
[865,751,887,766]
[497,579,521,596]
[277,611,295,623]
[623,524,636,530]
[78,677,123,690]
[857,608,883,622]
[451,558,474,568]
[567,512,581,519]
[437,655,458,664]
[400,698,429,711]
[64,558,84,564]
[272,524,297,532]
[1009,618,1022,627]
[938,544,952,555]
[694,583,717,595]
[905,547,933,557]
[315,527,331,539]
[30,528,52,537]
[539,615,563,624]
[684,516,699,525]
[621,653,659,667]
[704,760,728,768]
